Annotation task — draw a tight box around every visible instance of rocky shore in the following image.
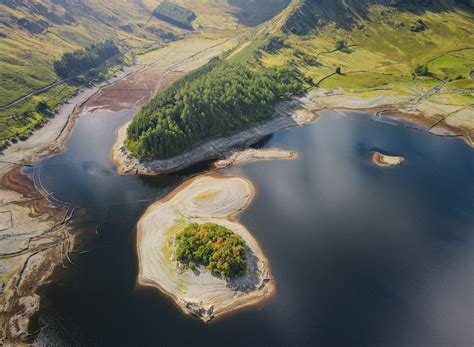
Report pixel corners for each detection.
[372,152,405,167]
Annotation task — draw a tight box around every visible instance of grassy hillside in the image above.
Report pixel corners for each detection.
[230,0,474,130]
[0,0,251,148]
[0,0,175,146]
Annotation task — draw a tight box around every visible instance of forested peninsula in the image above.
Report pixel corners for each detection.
[126,58,304,160]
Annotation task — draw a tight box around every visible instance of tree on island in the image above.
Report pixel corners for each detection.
[175,223,247,279]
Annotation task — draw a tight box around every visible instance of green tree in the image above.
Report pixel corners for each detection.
[36,100,50,116]
[414,64,430,76]
[336,40,347,51]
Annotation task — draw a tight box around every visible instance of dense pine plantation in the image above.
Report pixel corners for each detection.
[53,40,120,80]
[152,2,196,30]
[126,58,303,159]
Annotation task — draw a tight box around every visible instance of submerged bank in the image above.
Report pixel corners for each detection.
[137,175,274,321]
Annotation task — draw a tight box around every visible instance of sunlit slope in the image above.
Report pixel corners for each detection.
[265,8,474,88]
[0,0,171,106]
[229,0,473,130]
[0,0,251,108]
[0,0,259,146]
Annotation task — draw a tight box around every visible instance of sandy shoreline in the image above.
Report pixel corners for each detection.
[137,175,274,321]
[372,152,405,167]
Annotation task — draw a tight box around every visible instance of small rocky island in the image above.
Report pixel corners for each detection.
[136,175,274,321]
[372,151,405,167]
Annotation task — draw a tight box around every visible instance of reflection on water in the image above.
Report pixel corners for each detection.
[34,109,474,346]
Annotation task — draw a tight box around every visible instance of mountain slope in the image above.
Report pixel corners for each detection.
[283,0,474,34]
[0,0,254,148]
[228,0,291,26]
[252,0,474,132]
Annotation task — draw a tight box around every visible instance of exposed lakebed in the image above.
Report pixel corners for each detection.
[33,109,473,345]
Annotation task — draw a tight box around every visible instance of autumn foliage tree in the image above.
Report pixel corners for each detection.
[175,223,247,279]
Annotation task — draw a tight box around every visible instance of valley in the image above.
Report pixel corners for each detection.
[0,0,472,345]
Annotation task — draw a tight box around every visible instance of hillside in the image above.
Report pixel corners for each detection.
[0,0,168,146]
[243,0,474,133]
[229,0,291,26]
[0,0,251,149]
[125,0,473,162]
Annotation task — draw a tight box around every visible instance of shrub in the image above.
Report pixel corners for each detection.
[336,40,347,51]
[414,64,430,76]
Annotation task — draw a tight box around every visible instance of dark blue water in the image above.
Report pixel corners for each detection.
[34,109,474,346]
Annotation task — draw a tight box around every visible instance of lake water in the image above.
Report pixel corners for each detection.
[33,109,473,346]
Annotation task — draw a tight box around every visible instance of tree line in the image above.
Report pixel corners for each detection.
[126,58,304,159]
[53,40,120,80]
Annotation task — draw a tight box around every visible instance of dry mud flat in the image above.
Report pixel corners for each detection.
[372,152,405,167]
[0,168,68,341]
[137,175,274,321]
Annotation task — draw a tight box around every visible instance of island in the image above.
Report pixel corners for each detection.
[136,175,274,321]
[372,151,405,167]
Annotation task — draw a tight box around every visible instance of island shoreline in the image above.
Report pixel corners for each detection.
[135,174,275,322]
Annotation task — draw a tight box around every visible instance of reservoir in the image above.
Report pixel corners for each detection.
[33,109,473,345]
